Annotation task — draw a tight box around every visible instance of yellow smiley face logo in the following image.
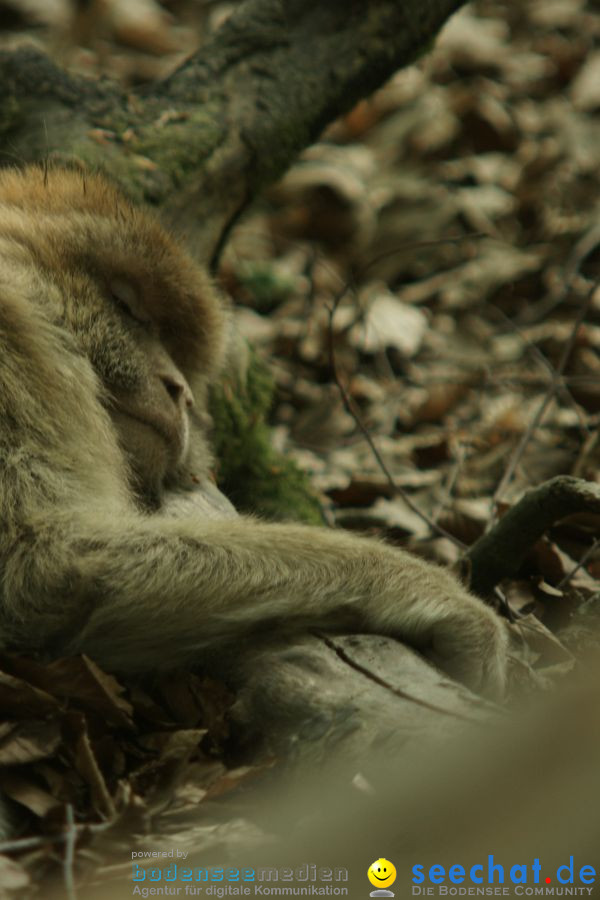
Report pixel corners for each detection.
[368,858,397,888]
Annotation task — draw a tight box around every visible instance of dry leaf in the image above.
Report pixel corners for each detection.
[351,291,427,356]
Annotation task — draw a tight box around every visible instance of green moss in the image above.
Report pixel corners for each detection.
[210,353,323,525]
[0,96,22,137]
[237,261,296,313]
[132,106,224,188]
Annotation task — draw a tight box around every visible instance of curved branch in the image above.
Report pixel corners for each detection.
[467,476,600,596]
[0,0,466,260]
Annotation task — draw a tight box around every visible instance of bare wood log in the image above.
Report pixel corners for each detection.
[230,634,497,766]
[0,0,466,261]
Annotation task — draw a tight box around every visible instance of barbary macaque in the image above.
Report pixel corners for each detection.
[0,165,507,695]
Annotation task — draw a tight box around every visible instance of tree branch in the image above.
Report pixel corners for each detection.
[467,476,600,596]
[0,0,466,260]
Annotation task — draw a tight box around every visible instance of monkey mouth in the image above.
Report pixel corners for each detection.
[128,413,173,443]
[112,407,186,457]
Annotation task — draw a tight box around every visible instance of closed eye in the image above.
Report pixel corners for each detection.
[108,278,150,326]
[111,293,144,323]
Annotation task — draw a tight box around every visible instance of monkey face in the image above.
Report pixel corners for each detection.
[57,275,197,502]
[57,229,219,503]
[101,306,196,501]
[0,165,227,503]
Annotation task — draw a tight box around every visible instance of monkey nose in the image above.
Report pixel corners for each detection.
[160,374,194,408]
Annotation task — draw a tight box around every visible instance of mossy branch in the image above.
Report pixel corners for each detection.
[0,0,466,262]
[467,476,600,596]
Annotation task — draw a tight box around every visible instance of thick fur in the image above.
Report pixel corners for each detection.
[0,165,507,695]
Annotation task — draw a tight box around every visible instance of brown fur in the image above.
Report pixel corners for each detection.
[0,165,508,695]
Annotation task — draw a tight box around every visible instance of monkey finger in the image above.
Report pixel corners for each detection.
[427,609,509,700]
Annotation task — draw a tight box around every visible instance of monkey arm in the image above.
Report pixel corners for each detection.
[32,513,506,697]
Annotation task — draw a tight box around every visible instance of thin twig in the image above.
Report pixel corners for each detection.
[326,292,465,548]
[358,232,486,278]
[63,805,78,900]
[432,440,465,524]
[489,302,590,435]
[572,429,600,479]
[0,821,111,856]
[557,538,600,591]
[517,224,600,325]
[490,283,597,522]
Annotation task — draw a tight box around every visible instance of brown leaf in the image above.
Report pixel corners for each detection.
[414,381,470,423]
[6,655,134,729]
[0,771,61,818]
[0,855,29,890]
[0,720,61,766]
[0,668,58,718]
[68,713,116,820]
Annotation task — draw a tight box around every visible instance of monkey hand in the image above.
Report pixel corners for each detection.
[359,547,509,699]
